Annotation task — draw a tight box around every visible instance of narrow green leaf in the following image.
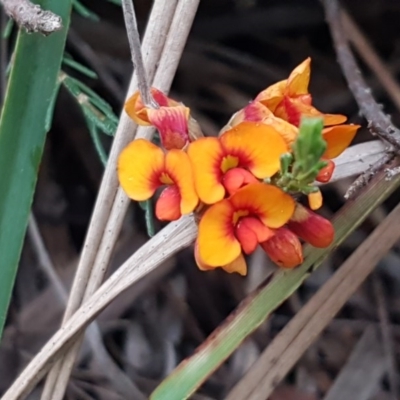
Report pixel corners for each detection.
[0,0,72,338]
[2,18,14,39]
[85,117,108,166]
[139,200,156,237]
[150,171,400,400]
[62,57,98,79]
[72,0,99,21]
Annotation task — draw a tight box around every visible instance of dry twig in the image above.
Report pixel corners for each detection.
[41,0,200,399]
[0,0,62,34]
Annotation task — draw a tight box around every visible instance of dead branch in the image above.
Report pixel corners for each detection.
[0,0,62,34]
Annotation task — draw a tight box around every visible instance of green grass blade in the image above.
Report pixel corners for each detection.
[0,0,72,339]
[151,171,400,400]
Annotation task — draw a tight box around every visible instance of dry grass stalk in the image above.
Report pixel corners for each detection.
[41,0,181,398]
[226,201,400,400]
[2,215,198,400]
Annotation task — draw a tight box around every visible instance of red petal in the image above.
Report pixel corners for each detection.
[235,216,274,254]
[155,186,181,221]
[222,167,258,195]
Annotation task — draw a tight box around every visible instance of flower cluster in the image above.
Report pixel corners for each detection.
[118,59,360,275]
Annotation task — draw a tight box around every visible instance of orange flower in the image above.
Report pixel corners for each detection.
[260,227,303,269]
[195,183,295,275]
[118,139,198,221]
[125,88,190,150]
[255,58,347,127]
[188,122,288,204]
[287,203,334,248]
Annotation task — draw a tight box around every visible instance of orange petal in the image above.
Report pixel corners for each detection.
[261,227,303,269]
[323,124,360,159]
[195,241,248,275]
[255,80,287,112]
[124,91,151,126]
[323,114,348,126]
[316,159,335,183]
[147,106,190,150]
[286,58,311,96]
[197,200,241,267]
[165,149,198,214]
[118,139,164,201]
[223,167,259,196]
[221,253,247,276]
[261,114,299,146]
[308,189,323,211]
[235,217,275,254]
[187,137,225,204]
[220,121,288,179]
[155,186,181,221]
[288,204,334,248]
[230,183,295,228]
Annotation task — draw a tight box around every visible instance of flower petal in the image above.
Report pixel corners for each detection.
[195,241,247,275]
[155,186,181,221]
[165,149,198,214]
[288,204,334,248]
[220,121,288,178]
[255,79,287,112]
[286,58,311,96]
[223,167,259,196]
[118,139,164,201]
[236,216,274,254]
[124,91,151,126]
[323,124,360,159]
[187,137,225,204]
[261,227,303,269]
[147,106,190,150]
[221,253,247,276]
[230,183,295,228]
[261,114,299,146]
[198,200,241,267]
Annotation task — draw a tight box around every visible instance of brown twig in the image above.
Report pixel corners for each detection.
[0,0,62,34]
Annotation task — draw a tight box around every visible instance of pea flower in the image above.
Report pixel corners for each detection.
[118,139,198,221]
[255,58,346,127]
[195,183,295,275]
[188,121,288,204]
[125,87,191,150]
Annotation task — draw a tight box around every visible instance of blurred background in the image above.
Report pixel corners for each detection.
[1,0,400,398]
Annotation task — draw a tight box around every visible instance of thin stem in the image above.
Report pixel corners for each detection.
[121,0,155,107]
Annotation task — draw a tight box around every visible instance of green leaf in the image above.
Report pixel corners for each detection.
[62,56,98,79]
[72,0,99,21]
[139,200,156,237]
[0,0,72,339]
[150,171,400,400]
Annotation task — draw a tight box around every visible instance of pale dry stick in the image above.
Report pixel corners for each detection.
[1,144,387,400]
[43,1,200,398]
[30,215,145,399]
[121,0,154,107]
[40,0,180,398]
[341,11,400,111]
[2,216,198,400]
[226,201,400,400]
[0,0,62,34]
